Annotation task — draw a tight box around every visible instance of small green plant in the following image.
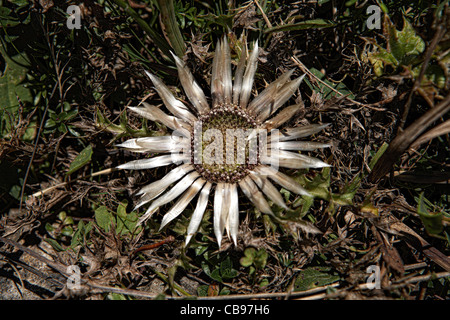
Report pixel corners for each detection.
[294,267,340,292]
[240,248,270,287]
[367,16,425,75]
[364,15,446,90]
[415,192,449,244]
[94,200,143,236]
[240,247,268,275]
[201,255,239,283]
[44,105,79,136]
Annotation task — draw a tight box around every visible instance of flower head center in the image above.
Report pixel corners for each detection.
[191,104,260,183]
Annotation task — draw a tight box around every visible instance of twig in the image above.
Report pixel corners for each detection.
[254,0,272,29]
[196,283,340,300]
[132,235,175,255]
[296,271,450,300]
[31,168,116,198]
[19,18,71,213]
[18,84,58,214]
[0,237,68,276]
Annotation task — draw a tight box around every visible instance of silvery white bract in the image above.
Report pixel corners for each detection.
[117,36,330,246]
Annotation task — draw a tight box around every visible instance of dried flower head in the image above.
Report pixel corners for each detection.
[117,36,330,246]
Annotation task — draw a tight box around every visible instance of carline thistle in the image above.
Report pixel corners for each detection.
[117,35,330,246]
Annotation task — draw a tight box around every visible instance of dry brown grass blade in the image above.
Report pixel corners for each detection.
[369,93,450,183]
[389,222,450,272]
[394,171,450,184]
[409,118,450,150]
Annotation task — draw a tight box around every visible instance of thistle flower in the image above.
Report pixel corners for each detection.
[117,36,330,246]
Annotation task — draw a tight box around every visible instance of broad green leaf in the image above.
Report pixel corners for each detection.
[240,247,256,267]
[369,46,398,70]
[253,249,268,269]
[95,206,114,233]
[115,201,142,236]
[210,268,223,282]
[388,17,425,65]
[61,225,74,237]
[303,167,331,200]
[367,16,426,76]
[239,248,268,269]
[0,45,32,138]
[294,267,340,292]
[116,201,128,219]
[219,287,230,295]
[66,145,93,175]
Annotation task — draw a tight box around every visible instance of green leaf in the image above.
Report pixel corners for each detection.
[239,248,268,270]
[156,0,185,57]
[61,225,74,237]
[294,267,340,292]
[115,201,142,236]
[259,278,269,288]
[368,46,398,75]
[367,16,425,76]
[388,17,425,65]
[220,257,238,280]
[66,145,93,175]
[210,268,223,282]
[219,287,230,295]
[305,67,355,100]
[416,193,443,235]
[95,206,114,233]
[253,249,268,269]
[265,19,336,34]
[369,142,389,170]
[45,238,65,252]
[0,45,32,137]
[240,247,256,267]
[96,108,127,134]
[239,256,253,267]
[197,285,209,297]
[71,220,85,248]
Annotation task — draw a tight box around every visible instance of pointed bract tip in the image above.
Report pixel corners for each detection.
[144,70,156,82]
